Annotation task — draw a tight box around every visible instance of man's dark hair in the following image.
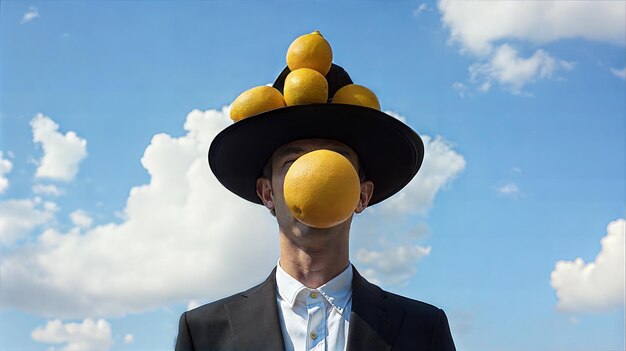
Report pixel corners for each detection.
[261,155,367,181]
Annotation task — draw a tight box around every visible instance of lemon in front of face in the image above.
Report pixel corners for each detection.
[332,84,381,110]
[283,68,328,106]
[230,86,286,122]
[286,30,333,75]
[283,149,361,229]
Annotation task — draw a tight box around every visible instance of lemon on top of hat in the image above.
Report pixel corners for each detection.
[229,29,381,122]
[229,86,285,122]
[283,149,361,229]
[332,84,381,111]
[286,30,333,75]
[284,30,331,106]
[283,68,328,106]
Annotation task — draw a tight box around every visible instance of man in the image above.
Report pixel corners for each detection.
[175,64,456,350]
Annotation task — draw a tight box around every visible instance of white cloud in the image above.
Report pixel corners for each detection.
[438,0,624,94]
[0,150,13,193]
[438,0,626,55]
[469,44,574,94]
[383,110,406,123]
[357,245,431,285]
[21,6,40,24]
[31,113,87,182]
[123,334,134,344]
[495,182,520,198]
[413,3,428,16]
[0,198,57,246]
[377,134,466,215]
[610,67,626,80]
[406,221,431,241]
[44,201,59,212]
[452,81,469,98]
[70,210,93,229]
[31,319,113,351]
[33,184,64,196]
[187,300,201,311]
[1,108,463,317]
[352,115,465,286]
[550,218,625,313]
[1,107,278,318]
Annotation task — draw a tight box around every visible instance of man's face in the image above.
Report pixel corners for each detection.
[256,138,372,239]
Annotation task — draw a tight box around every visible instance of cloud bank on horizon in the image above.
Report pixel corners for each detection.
[0,106,465,321]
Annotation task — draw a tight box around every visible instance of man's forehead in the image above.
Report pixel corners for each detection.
[272,139,356,158]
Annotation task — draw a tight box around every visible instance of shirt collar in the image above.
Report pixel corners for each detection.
[276,261,353,312]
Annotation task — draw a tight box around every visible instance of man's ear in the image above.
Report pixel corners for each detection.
[256,177,275,212]
[355,180,374,214]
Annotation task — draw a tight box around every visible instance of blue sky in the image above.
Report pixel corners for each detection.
[1,1,624,350]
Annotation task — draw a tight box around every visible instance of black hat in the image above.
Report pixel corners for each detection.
[208,64,424,206]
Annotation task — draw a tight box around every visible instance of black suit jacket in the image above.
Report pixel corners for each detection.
[176,267,455,350]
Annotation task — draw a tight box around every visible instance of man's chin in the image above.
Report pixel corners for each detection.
[286,219,350,237]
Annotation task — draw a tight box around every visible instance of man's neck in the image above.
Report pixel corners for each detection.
[278,230,350,288]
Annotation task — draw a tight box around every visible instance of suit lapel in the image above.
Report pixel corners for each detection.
[225,269,286,351]
[347,268,406,351]
[224,267,404,351]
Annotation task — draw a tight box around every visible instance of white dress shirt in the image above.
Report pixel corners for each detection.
[275,262,353,351]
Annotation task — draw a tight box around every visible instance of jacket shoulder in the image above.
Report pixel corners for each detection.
[381,291,455,350]
[383,290,443,318]
[185,279,268,327]
[176,279,271,351]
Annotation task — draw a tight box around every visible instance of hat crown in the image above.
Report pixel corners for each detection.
[273,64,353,103]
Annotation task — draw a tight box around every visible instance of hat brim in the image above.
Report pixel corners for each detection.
[208,103,424,206]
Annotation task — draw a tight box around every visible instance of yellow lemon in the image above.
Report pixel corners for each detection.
[283,149,361,229]
[283,68,328,106]
[229,86,286,122]
[286,30,333,75]
[332,84,381,110]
